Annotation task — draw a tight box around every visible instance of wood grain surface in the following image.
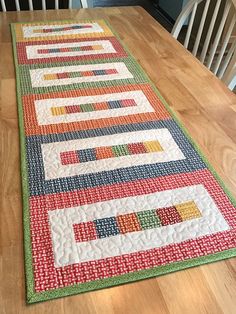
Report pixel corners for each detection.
[0,6,236,314]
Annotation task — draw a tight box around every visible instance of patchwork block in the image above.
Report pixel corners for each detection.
[94,217,120,238]
[17,37,128,64]
[77,148,96,163]
[127,142,147,155]
[73,222,98,242]
[157,206,182,225]
[21,84,170,136]
[137,210,162,229]
[26,122,206,196]
[14,21,114,42]
[50,99,138,117]
[72,202,202,243]
[19,58,147,95]
[96,146,114,160]
[60,151,80,165]
[144,140,163,152]
[175,201,202,221]
[112,144,130,157]
[116,213,141,234]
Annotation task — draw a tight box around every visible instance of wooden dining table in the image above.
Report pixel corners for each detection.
[1,6,236,314]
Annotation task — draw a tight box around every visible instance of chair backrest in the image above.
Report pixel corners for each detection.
[171,0,236,83]
[0,0,88,11]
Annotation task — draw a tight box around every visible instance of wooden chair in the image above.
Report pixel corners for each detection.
[0,0,88,11]
[171,0,236,90]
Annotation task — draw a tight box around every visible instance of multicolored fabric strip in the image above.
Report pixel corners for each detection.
[11,20,236,304]
[73,200,201,242]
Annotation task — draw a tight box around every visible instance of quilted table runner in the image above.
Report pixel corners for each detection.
[11,20,236,303]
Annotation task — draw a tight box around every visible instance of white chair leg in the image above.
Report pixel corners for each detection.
[1,0,6,11]
[15,0,20,11]
[42,0,46,10]
[222,51,236,90]
[228,74,236,90]
[80,0,88,8]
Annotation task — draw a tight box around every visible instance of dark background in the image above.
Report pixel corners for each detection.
[1,0,69,10]
[0,0,172,30]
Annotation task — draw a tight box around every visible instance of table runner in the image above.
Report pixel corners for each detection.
[11,20,236,304]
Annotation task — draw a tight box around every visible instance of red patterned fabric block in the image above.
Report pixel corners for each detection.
[127,142,147,155]
[60,151,80,165]
[73,222,98,242]
[105,69,118,74]
[157,206,182,225]
[57,72,69,79]
[121,99,136,107]
[65,105,81,114]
